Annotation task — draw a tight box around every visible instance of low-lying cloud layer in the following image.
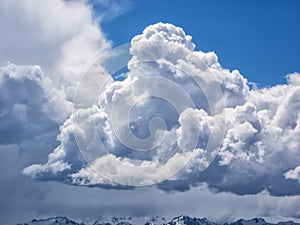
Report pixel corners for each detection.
[21,22,300,196]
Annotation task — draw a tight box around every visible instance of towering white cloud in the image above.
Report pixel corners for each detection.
[23,22,300,196]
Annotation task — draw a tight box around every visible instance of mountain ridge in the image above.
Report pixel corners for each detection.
[16,215,300,225]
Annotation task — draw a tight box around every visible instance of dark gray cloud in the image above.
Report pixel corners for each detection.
[0,64,63,144]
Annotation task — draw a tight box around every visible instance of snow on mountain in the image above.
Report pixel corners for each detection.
[225,218,300,225]
[93,216,166,225]
[168,215,218,225]
[16,215,300,225]
[225,218,268,225]
[16,217,84,225]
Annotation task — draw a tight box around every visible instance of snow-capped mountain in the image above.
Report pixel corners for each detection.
[16,215,300,225]
[167,215,219,225]
[224,218,300,225]
[16,217,84,225]
[93,216,166,225]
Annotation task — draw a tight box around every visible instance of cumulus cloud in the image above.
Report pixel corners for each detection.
[257,194,300,219]
[22,22,300,196]
[285,166,300,182]
[0,1,122,223]
[0,1,111,185]
[0,63,71,144]
[0,0,111,148]
[0,0,110,98]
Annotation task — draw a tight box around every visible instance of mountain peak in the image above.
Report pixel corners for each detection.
[17,216,84,225]
[169,215,217,225]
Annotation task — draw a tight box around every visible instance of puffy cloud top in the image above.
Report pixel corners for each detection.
[132,22,195,50]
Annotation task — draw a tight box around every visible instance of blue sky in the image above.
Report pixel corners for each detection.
[99,0,300,86]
